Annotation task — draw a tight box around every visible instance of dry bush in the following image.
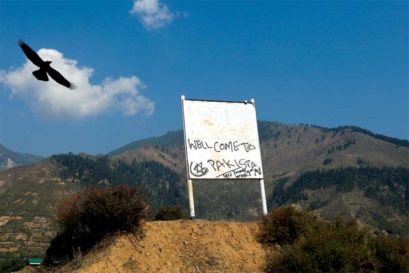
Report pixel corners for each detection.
[371,235,409,273]
[259,207,409,273]
[45,185,147,264]
[258,206,316,245]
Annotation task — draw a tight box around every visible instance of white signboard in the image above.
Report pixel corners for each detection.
[182,98,264,180]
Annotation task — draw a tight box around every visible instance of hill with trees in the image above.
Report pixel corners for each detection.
[0,121,408,269]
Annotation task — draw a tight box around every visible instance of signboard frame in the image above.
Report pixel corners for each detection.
[181,96,267,218]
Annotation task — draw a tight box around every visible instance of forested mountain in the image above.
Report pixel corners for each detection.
[0,121,408,266]
[51,153,183,211]
[108,121,409,229]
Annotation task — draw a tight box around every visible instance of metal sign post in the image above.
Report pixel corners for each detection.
[259,179,268,215]
[181,95,196,219]
[187,178,195,219]
[181,95,267,219]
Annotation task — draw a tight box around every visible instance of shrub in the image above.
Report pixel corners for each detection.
[0,256,26,273]
[258,206,316,246]
[260,207,409,273]
[155,206,184,221]
[45,185,147,264]
[371,235,409,273]
[266,219,377,273]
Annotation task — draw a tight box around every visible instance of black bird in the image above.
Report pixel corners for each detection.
[18,39,76,90]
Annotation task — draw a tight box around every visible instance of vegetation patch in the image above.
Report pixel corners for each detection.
[258,206,316,245]
[155,206,184,221]
[259,206,409,273]
[44,185,147,265]
[0,253,27,273]
[271,167,409,236]
[273,167,409,203]
[50,153,183,213]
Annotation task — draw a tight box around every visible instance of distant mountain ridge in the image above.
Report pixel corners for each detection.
[109,121,409,156]
[0,144,43,170]
[108,121,409,179]
[307,124,409,147]
[108,130,184,156]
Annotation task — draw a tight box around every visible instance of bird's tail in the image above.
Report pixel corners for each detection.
[32,69,49,81]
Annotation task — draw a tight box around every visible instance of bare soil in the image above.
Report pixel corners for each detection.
[53,220,269,273]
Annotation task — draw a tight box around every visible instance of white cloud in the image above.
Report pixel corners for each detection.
[130,0,175,29]
[0,48,154,119]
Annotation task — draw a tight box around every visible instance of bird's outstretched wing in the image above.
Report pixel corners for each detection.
[17,39,44,67]
[47,66,76,90]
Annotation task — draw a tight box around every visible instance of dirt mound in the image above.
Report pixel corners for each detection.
[57,220,268,273]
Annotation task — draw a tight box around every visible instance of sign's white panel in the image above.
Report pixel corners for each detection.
[182,99,264,179]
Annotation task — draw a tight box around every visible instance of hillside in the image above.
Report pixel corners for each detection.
[0,156,183,270]
[47,220,268,273]
[1,121,408,268]
[0,144,43,170]
[0,160,79,269]
[108,121,409,222]
[271,167,409,236]
[20,211,409,273]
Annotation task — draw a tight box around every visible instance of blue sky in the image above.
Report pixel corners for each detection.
[0,0,408,156]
